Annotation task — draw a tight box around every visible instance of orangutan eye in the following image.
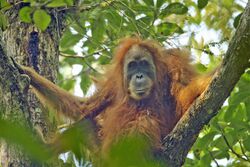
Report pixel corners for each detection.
[128,61,137,69]
[139,60,149,67]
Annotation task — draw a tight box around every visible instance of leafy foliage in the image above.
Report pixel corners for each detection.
[33,9,51,31]
[0,118,51,162]
[1,0,249,166]
[184,70,250,167]
[197,0,209,9]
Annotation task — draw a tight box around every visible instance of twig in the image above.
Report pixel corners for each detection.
[60,54,98,72]
[219,126,248,162]
[60,48,107,59]
[111,2,141,36]
[184,46,215,55]
[110,0,156,38]
[208,150,220,167]
[239,140,250,162]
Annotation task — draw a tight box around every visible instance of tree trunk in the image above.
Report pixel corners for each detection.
[0,4,65,167]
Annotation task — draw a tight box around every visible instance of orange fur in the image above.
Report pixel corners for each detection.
[21,37,212,154]
[81,37,212,152]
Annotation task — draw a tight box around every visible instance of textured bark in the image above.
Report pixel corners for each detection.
[163,1,250,166]
[0,3,65,167]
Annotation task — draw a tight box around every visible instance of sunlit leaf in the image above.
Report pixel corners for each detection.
[47,0,67,7]
[33,9,51,31]
[157,22,184,36]
[47,0,73,7]
[19,6,32,23]
[80,73,92,94]
[161,2,188,16]
[195,63,207,73]
[0,12,8,30]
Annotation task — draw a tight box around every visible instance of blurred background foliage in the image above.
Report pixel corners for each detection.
[0,0,249,166]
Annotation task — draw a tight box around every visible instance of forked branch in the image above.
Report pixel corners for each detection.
[163,1,250,166]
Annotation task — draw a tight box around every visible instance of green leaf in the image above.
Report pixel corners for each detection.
[195,63,207,73]
[198,0,208,9]
[33,9,51,31]
[194,131,217,149]
[62,79,75,91]
[47,0,66,7]
[105,9,123,27]
[60,29,83,51]
[243,137,250,151]
[0,119,51,161]
[211,150,229,160]
[98,55,111,65]
[161,2,188,16]
[157,22,184,36]
[47,0,72,7]
[0,0,11,11]
[234,104,247,122]
[233,13,242,28]
[91,15,105,42]
[106,135,160,167]
[65,0,73,6]
[71,23,86,34]
[80,73,92,94]
[143,0,154,6]
[199,154,211,167]
[0,12,8,30]
[211,136,227,150]
[60,49,76,56]
[19,6,32,23]
[245,102,250,121]
[156,0,164,8]
[224,73,250,122]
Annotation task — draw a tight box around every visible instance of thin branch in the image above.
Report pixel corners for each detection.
[219,127,248,162]
[239,140,250,162]
[110,0,157,38]
[208,150,220,167]
[57,1,115,12]
[60,48,108,59]
[110,2,141,36]
[60,54,98,72]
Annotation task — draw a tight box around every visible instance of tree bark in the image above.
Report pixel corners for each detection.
[0,3,65,167]
[1,1,250,167]
[163,1,250,166]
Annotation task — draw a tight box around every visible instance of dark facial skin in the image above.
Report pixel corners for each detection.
[123,45,157,100]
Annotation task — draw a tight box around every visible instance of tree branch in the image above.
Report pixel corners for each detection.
[162,1,250,166]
